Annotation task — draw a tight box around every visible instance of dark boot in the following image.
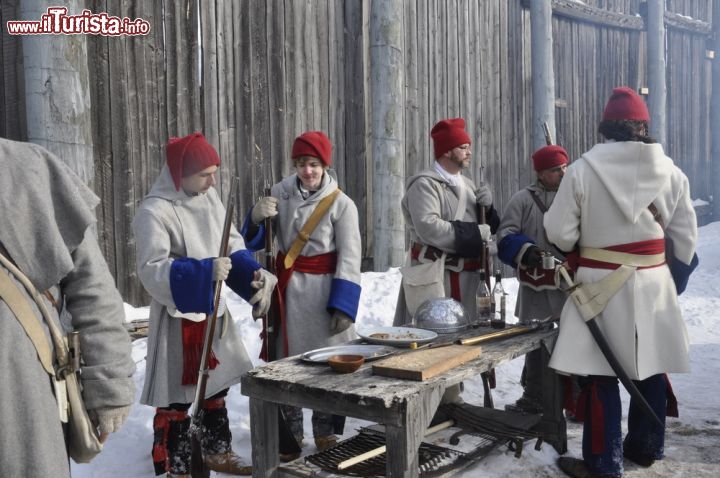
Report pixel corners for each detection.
[201,397,252,475]
[152,408,191,476]
[505,349,544,414]
[279,404,304,462]
[558,457,619,478]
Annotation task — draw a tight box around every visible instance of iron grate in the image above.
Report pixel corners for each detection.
[304,427,486,477]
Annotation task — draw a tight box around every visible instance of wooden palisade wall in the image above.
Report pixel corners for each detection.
[0,0,714,305]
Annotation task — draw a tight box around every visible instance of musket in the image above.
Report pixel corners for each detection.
[261,186,278,362]
[555,265,663,428]
[258,186,302,457]
[189,177,239,478]
[542,121,554,146]
[476,165,495,407]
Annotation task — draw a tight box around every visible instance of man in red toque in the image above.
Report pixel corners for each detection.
[497,144,570,414]
[394,117,499,324]
[133,132,278,476]
[244,130,362,459]
[545,87,699,478]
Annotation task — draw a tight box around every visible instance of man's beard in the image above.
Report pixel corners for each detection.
[450,154,469,169]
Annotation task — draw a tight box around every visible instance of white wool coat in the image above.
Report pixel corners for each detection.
[264,173,362,357]
[133,166,255,406]
[544,142,697,380]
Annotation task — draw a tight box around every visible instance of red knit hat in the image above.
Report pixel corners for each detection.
[166,133,221,190]
[602,86,650,122]
[532,145,569,172]
[431,118,471,159]
[291,131,332,166]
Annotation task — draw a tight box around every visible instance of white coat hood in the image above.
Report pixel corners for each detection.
[582,142,674,224]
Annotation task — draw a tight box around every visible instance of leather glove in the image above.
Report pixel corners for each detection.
[477,224,491,242]
[249,268,278,318]
[89,405,132,443]
[475,185,493,207]
[251,196,279,224]
[212,257,232,281]
[330,310,353,334]
[521,246,543,269]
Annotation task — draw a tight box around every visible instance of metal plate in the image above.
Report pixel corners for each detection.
[300,344,397,363]
[355,326,438,346]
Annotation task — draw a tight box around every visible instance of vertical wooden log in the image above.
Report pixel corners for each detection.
[370,0,405,271]
[20,0,94,184]
[530,0,556,152]
[712,0,720,220]
[647,0,667,146]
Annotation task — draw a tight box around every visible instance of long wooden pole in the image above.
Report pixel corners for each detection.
[370,0,405,271]
[712,0,720,221]
[530,0,556,151]
[336,420,454,471]
[647,0,667,146]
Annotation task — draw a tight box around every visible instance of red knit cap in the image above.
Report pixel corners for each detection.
[166,133,221,190]
[532,145,569,172]
[602,86,650,122]
[291,131,332,166]
[431,118,471,159]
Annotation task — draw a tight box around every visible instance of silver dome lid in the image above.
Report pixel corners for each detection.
[414,298,469,334]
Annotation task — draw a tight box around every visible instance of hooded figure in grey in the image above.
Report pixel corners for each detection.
[0,138,135,478]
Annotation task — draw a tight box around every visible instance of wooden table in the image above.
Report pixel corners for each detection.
[241,326,566,477]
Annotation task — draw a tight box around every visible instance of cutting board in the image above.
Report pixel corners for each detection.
[372,345,482,381]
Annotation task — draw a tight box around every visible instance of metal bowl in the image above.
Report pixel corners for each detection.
[413,298,469,334]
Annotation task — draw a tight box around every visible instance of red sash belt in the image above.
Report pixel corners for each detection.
[259,251,337,361]
[577,239,665,270]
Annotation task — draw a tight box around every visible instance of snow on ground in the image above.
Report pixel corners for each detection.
[74,222,720,477]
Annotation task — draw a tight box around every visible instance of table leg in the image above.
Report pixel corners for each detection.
[385,423,419,478]
[249,398,279,478]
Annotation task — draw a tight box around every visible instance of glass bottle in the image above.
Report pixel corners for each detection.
[490,270,506,329]
[475,270,492,325]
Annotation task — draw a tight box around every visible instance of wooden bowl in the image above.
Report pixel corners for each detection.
[327,354,365,374]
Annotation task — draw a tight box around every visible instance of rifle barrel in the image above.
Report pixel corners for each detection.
[192,177,238,411]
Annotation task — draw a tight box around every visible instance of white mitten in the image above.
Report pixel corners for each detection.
[249,269,278,318]
[89,405,131,435]
[475,185,493,207]
[212,257,232,281]
[251,196,279,224]
[330,310,353,334]
[477,224,491,241]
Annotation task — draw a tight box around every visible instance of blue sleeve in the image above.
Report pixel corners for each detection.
[240,207,266,252]
[170,257,214,314]
[497,233,535,268]
[225,249,262,301]
[670,252,699,295]
[327,278,361,321]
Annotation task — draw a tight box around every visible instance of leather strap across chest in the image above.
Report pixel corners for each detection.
[284,189,341,269]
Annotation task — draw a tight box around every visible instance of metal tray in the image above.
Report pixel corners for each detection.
[300,344,397,363]
[355,326,438,346]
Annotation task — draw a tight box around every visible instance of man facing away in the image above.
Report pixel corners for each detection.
[545,87,698,478]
